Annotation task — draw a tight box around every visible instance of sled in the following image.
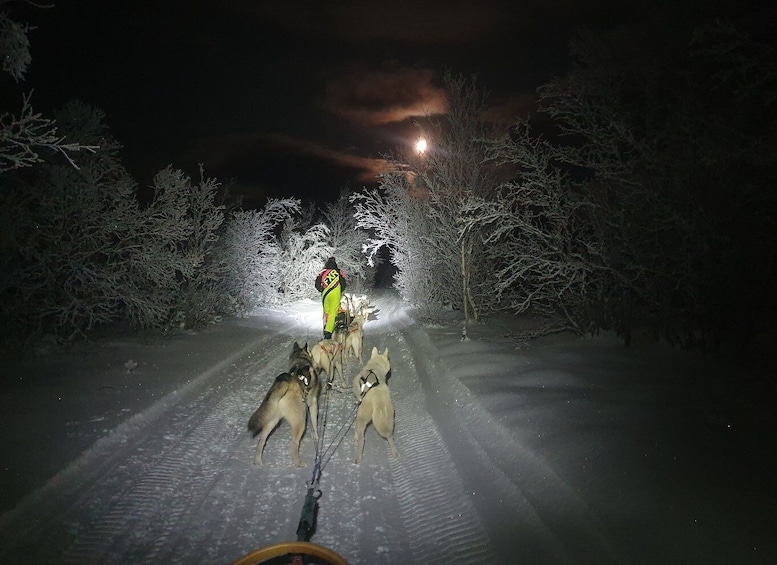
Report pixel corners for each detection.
[230,540,348,565]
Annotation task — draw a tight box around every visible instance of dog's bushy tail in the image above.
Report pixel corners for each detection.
[247,404,265,436]
[248,373,292,436]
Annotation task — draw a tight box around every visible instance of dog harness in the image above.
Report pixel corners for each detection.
[289,361,315,399]
[290,362,311,380]
[320,342,341,357]
[358,370,380,403]
[295,371,310,387]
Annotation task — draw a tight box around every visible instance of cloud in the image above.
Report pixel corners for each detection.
[265,133,390,184]
[322,66,449,126]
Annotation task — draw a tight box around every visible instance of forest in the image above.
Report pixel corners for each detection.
[2,8,775,354]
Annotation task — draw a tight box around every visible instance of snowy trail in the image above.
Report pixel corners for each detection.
[402,324,623,564]
[299,302,499,564]
[0,298,500,564]
[376,328,496,564]
[3,294,775,564]
[1,325,303,563]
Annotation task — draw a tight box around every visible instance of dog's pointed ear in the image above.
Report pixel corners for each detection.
[371,346,378,358]
[382,347,389,357]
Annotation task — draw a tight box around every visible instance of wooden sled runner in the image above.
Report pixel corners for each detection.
[230,540,348,565]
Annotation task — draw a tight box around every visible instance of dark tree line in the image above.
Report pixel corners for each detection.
[356,16,776,351]
[522,19,777,350]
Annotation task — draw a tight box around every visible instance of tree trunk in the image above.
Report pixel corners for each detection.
[461,237,479,324]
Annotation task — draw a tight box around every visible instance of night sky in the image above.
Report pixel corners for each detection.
[3,0,749,207]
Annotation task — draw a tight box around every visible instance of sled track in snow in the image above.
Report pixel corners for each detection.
[398,325,624,564]
[385,331,497,565]
[61,396,232,563]
[0,326,300,564]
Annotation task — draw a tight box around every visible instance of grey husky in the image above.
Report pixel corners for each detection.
[352,347,399,464]
[248,342,320,467]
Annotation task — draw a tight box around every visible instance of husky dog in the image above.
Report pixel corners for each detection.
[343,320,363,364]
[352,347,399,464]
[331,324,348,347]
[310,338,346,387]
[343,307,374,364]
[248,342,320,467]
[341,293,370,318]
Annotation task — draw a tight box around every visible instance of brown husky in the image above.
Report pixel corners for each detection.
[352,347,399,464]
[248,342,320,467]
[310,338,346,387]
[343,307,372,364]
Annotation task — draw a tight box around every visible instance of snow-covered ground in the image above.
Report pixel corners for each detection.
[1,291,774,564]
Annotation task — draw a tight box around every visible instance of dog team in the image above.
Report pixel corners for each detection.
[247,292,398,467]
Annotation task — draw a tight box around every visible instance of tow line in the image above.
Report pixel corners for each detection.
[297,374,359,542]
[231,371,357,564]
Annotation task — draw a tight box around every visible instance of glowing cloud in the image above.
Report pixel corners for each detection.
[322,66,449,126]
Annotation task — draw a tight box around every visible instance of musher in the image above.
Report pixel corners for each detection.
[315,257,346,339]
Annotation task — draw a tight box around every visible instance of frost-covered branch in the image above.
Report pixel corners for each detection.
[1,9,99,173]
[1,94,99,172]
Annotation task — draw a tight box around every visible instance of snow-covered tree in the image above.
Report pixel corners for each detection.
[352,166,445,319]
[0,10,98,172]
[147,165,228,332]
[215,198,299,312]
[416,73,504,323]
[353,73,502,322]
[321,188,373,291]
[474,119,612,336]
[277,217,331,302]
[4,102,123,334]
[0,8,30,81]
[1,102,149,338]
[0,100,234,340]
